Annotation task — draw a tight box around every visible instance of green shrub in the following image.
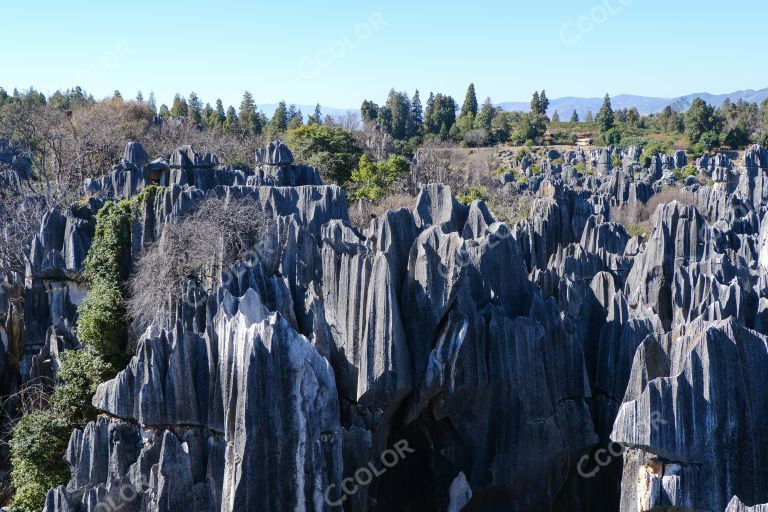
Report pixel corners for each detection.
[9,186,163,512]
[10,412,71,512]
[531,164,542,174]
[699,130,721,151]
[514,148,529,162]
[76,279,125,355]
[82,200,132,284]
[457,186,490,205]
[620,136,650,148]
[625,223,648,238]
[350,155,411,200]
[611,155,622,169]
[51,349,115,424]
[284,124,363,185]
[551,157,564,165]
[574,162,588,174]
[550,132,577,145]
[517,175,528,183]
[77,186,163,354]
[601,127,622,146]
[687,144,706,159]
[226,155,249,170]
[673,164,698,181]
[641,141,673,168]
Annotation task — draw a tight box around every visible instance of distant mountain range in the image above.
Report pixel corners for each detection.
[497,88,768,120]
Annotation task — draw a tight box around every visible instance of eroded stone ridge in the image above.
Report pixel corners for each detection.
[2,141,766,511]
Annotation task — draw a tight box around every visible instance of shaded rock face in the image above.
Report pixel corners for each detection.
[6,142,768,512]
[612,319,768,512]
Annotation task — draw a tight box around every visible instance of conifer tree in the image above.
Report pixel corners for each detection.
[170,94,188,117]
[188,91,203,123]
[148,92,157,113]
[461,83,478,118]
[596,94,615,133]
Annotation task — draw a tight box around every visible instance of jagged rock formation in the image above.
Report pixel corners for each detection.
[4,141,768,511]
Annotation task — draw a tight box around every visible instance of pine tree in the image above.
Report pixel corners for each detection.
[538,90,549,115]
[551,110,560,123]
[274,101,289,131]
[596,93,615,133]
[570,110,579,123]
[267,101,289,136]
[238,91,257,134]
[461,83,478,118]
[475,97,497,131]
[626,107,640,127]
[585,111,594,123]
[431,94,458,137]
[360,100,379,124]
[530,92,541,115]
[424,92,436,133]
[309,103,323,125]
[409,90,423,137]
[113,90,122,100]
[384,90,411,140]
[224,106,238,132]
[136,91,144,102]
[170,94,188,117]
[148,92,157,113]
[159,104,170,118]
[202,103,215,128]
[188,91,203,123]
[287,104,303,130]
[215,99,226,125]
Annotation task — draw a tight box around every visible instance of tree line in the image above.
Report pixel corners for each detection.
[359,84,768,153]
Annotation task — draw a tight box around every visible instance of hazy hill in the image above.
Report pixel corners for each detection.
[497,87,768,119]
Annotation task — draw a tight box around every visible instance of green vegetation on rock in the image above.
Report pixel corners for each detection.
[457,186,490,205]
[10,185,163,512]
[350,154,410,200]
[285,124,363,185]
[9,412,72,512]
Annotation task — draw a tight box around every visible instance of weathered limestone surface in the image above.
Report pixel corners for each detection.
[1,141,765,511]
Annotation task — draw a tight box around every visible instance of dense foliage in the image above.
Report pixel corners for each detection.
[350,154,411,200]
[9,412,72,512]
[284,124,362,184]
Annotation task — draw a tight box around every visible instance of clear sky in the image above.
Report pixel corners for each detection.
[1,0,765,110]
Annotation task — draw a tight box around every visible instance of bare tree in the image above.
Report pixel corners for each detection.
[127,195,271,328]
[411,139,467,191]
[0,196,51,274]
[337,111,362,132]
[140,121,264,168]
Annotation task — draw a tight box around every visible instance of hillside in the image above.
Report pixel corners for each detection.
[497,86,768,118]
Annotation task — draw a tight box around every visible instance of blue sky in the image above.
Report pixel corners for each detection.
[1,0,765,110]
